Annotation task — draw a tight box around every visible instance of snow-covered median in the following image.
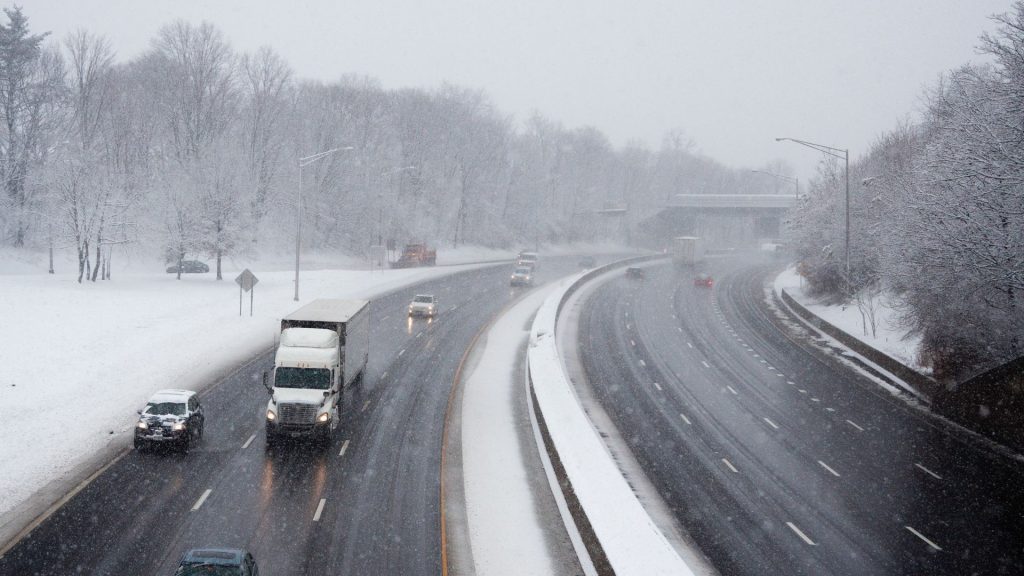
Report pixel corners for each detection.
[0,262,494,520]
[528,272,694,576]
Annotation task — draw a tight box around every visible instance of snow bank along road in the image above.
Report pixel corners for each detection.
[576,258,1024,575]
[0,259,583,575]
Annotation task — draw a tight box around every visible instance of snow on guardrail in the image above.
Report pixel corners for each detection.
[527,260,695,576]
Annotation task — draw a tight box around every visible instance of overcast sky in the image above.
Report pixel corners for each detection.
[17,0,1012,181]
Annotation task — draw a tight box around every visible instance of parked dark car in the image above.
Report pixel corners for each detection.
[694,273,714,288]
[175,548,259,575]
[166,260,210,274]
[626,266,645,280]
[134,389,204,453]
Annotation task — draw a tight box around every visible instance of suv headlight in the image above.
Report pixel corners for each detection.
[266,409,276,421]
[172,422,186,431]
[317,412,330,423]
[136,421,148,430]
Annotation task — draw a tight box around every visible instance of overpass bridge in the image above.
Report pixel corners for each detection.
[640,193,800,247]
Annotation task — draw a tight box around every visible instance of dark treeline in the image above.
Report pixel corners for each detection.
[0,7,781,281]
[789,2,1024,382]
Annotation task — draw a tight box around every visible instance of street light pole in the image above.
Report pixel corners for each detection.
[775,137,850,286]
[294,146,353,301]
[750,169,799,196]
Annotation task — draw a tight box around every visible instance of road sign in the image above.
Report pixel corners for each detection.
[235,269,259,292]
[235,269,259,316]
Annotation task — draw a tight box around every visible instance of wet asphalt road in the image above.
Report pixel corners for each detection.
[576,257,1024,576]
[0,259,583,576]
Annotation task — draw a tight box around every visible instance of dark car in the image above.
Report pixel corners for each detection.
[166,260,210,274]
[578,256,596,268]
[626,266,645,280]
[134,389,204,453]
[175,548,259,575]
[694,273,714,287]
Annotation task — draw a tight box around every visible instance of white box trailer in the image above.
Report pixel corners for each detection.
[672,236,702,267]
[263,299,369,446]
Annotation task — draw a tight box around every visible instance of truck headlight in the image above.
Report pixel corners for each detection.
[266,410,276,421]
[317,412,330,423]
[172,422,186,431]
[136,421,148,430]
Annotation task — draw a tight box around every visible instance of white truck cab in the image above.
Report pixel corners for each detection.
[263,299,369,447]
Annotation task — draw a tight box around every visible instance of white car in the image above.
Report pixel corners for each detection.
[408,294,438,317]
[510,266,534,287]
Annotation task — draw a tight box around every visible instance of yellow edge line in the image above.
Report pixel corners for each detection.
[0,448,129,558]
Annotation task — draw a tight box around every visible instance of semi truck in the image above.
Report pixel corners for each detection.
[262,299,369,446]
[391,243,437,268]
[672,236,703,267]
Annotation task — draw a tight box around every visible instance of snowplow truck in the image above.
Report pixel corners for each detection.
[392,243,437,268]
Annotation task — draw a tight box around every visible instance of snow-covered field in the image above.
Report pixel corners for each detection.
[774,266,926,372]
[0,247,511,520]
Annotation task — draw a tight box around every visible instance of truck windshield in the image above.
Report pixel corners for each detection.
[274,367,331,390]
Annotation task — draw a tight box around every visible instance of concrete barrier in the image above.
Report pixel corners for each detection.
[527,256,694,576]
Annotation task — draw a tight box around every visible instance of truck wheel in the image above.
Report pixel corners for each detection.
[265,430,276,449]
[180,435,190,454]
[134,437,145,451]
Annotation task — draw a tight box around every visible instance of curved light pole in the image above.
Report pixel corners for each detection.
[775,137,850,287]
[295,146,353,301]
[750,169,799,196]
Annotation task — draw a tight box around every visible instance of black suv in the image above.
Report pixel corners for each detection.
[175,548,259,575]
[166,260,210,274]
[134,389,204,453]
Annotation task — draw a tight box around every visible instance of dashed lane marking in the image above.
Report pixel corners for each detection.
[818,460,841,477]
[763,417,779,430]
[639,359,646,367]
[361,400,371,413]
[846,419,865,432]
[313,498,327,522]
[786,522,817,546]
[914,463,943,480]
[680,413,692,425]
[787,381,796,386]
[721,458,739,473]
[654,382,663,391]
[811,398,820,402]
[631,339,636,347]
[399,349,406,357]
[905,526,942,551]
[687,342,693,348]
[726,385,738,395]
[191,489,213,511]
[339,439,350,457]
[826,407,835,412]
[701,361,710,369]
[799,389,807,394]
[242,434,256,449]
